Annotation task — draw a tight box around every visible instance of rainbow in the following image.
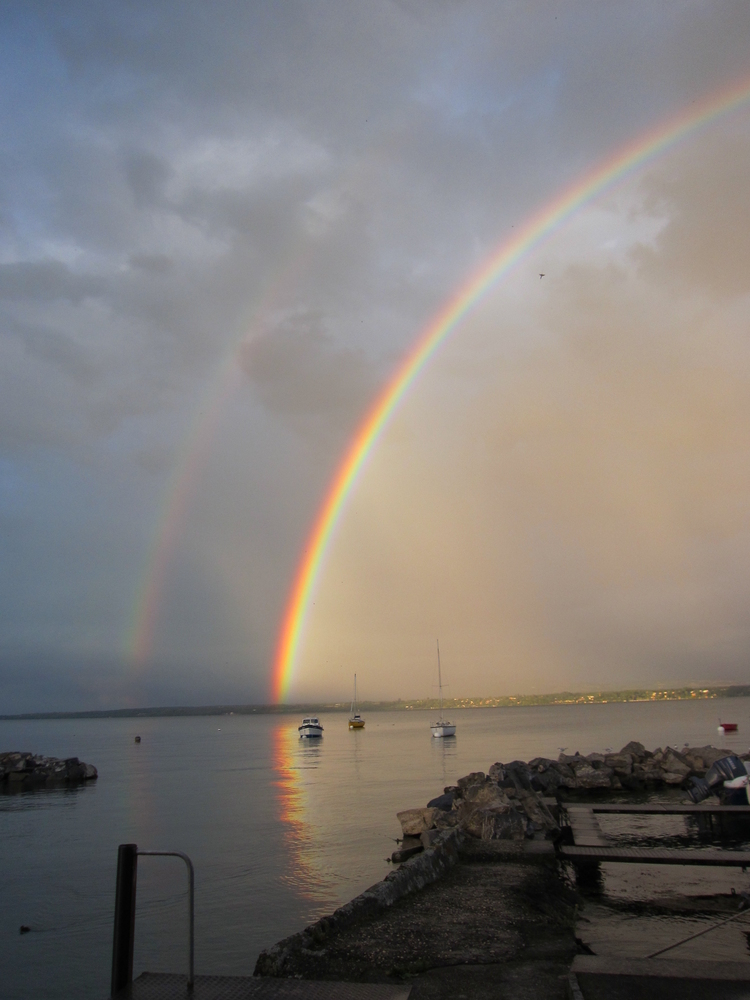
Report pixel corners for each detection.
[128,352,244,665]
[271,72,750,703]
[128,254,313,666]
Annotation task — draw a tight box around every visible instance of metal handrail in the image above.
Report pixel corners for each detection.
[138,851,195,989]
[110,844,195,998]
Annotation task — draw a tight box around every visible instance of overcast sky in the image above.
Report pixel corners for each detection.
[1,2,750,711]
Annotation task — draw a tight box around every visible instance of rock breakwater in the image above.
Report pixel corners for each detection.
[395,742,744,852]
[1,751,98,789]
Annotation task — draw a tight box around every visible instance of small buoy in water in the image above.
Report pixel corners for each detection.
[19,926,30,935]
[134,736,141,743]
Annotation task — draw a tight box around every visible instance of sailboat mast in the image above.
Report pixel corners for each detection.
[437,639,442,716]
[354,673,357,711]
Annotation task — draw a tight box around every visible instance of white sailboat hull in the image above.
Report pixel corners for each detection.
[349,673,365,729]
[431,641,456,738]
[431,723,456,738]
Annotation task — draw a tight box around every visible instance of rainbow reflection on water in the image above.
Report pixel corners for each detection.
[271,721,338,911]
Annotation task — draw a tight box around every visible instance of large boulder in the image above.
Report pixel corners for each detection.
[662,748,692,777]
[619,741,646,759]
[604,753,633,777]
[531,767,565,794]
[572,764,613,789]
[527,757,557,771]
[526,758,561,793]
[661,771,689,785]
[638,760,665,783]
[550,761,576,786]
[502,761,533,792]
[488,762,505,782]
[683,746,731,773]
[434,810,459,830]
[463,804,527,841]
[517,792,558,833]
[461,781,512,810]
[456,771,486,792]
[427,792,454,811]
[397,807,438,836]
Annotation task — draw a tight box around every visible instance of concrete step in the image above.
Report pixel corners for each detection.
[571,956,750,1000]
[116,973,411,1000]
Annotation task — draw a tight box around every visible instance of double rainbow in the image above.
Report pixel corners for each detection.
[271,72,750,703]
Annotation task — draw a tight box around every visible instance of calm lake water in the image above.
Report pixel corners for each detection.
[2,698,750,999]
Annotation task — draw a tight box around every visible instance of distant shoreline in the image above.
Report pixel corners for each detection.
[1,684,749,720]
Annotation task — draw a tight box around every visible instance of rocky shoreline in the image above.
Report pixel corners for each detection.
[0,751,98,789]
[394,741,743,853]
[255,741,750,996]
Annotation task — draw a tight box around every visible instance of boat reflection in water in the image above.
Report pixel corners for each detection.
[271,722,337,912]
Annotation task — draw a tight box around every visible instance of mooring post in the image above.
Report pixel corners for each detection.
[111,843,138,998]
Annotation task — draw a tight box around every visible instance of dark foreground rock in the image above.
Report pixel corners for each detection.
[0,751,97,789]
[256,839,577,999]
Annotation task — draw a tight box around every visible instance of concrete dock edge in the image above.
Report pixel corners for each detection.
[254,829,464,977]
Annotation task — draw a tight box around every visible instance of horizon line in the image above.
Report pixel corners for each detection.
[3,683,748,720]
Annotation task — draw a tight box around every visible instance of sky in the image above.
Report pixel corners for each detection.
[2,2,750,712]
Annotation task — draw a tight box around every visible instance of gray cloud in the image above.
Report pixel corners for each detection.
[0,261,105,303]
[633,132,750,296]
[128,253,173,275]
[1,2,750,709]
[240,312,378,432]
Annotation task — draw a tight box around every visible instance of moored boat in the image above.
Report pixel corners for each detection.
[349,673,365,729]
[430,640,456,738]
[298,717,324,739]
[718,721,738,733]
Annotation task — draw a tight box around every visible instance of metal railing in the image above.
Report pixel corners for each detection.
[110,843,195,998]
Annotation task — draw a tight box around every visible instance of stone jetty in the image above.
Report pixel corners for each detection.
[394,742,744,855]
[256,742,750,998]
[0,751,97,789]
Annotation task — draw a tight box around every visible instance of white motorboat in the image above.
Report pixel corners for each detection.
[298,716,324,738]
[431,640,456,738]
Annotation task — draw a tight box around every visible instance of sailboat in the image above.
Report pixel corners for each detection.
[348,673,365,729]
[431,640,456,738]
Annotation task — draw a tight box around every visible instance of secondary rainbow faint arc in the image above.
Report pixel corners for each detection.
[271,71,750,703]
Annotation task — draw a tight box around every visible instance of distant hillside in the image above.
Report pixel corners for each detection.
[2,685,749,720]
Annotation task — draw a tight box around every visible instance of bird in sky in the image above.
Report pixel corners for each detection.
[539,273,545,279]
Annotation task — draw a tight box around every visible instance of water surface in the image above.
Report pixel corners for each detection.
[2,698,749,998]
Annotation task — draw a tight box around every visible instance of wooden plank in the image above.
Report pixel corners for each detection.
[565,806,607,847]
[561,845,750,866]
